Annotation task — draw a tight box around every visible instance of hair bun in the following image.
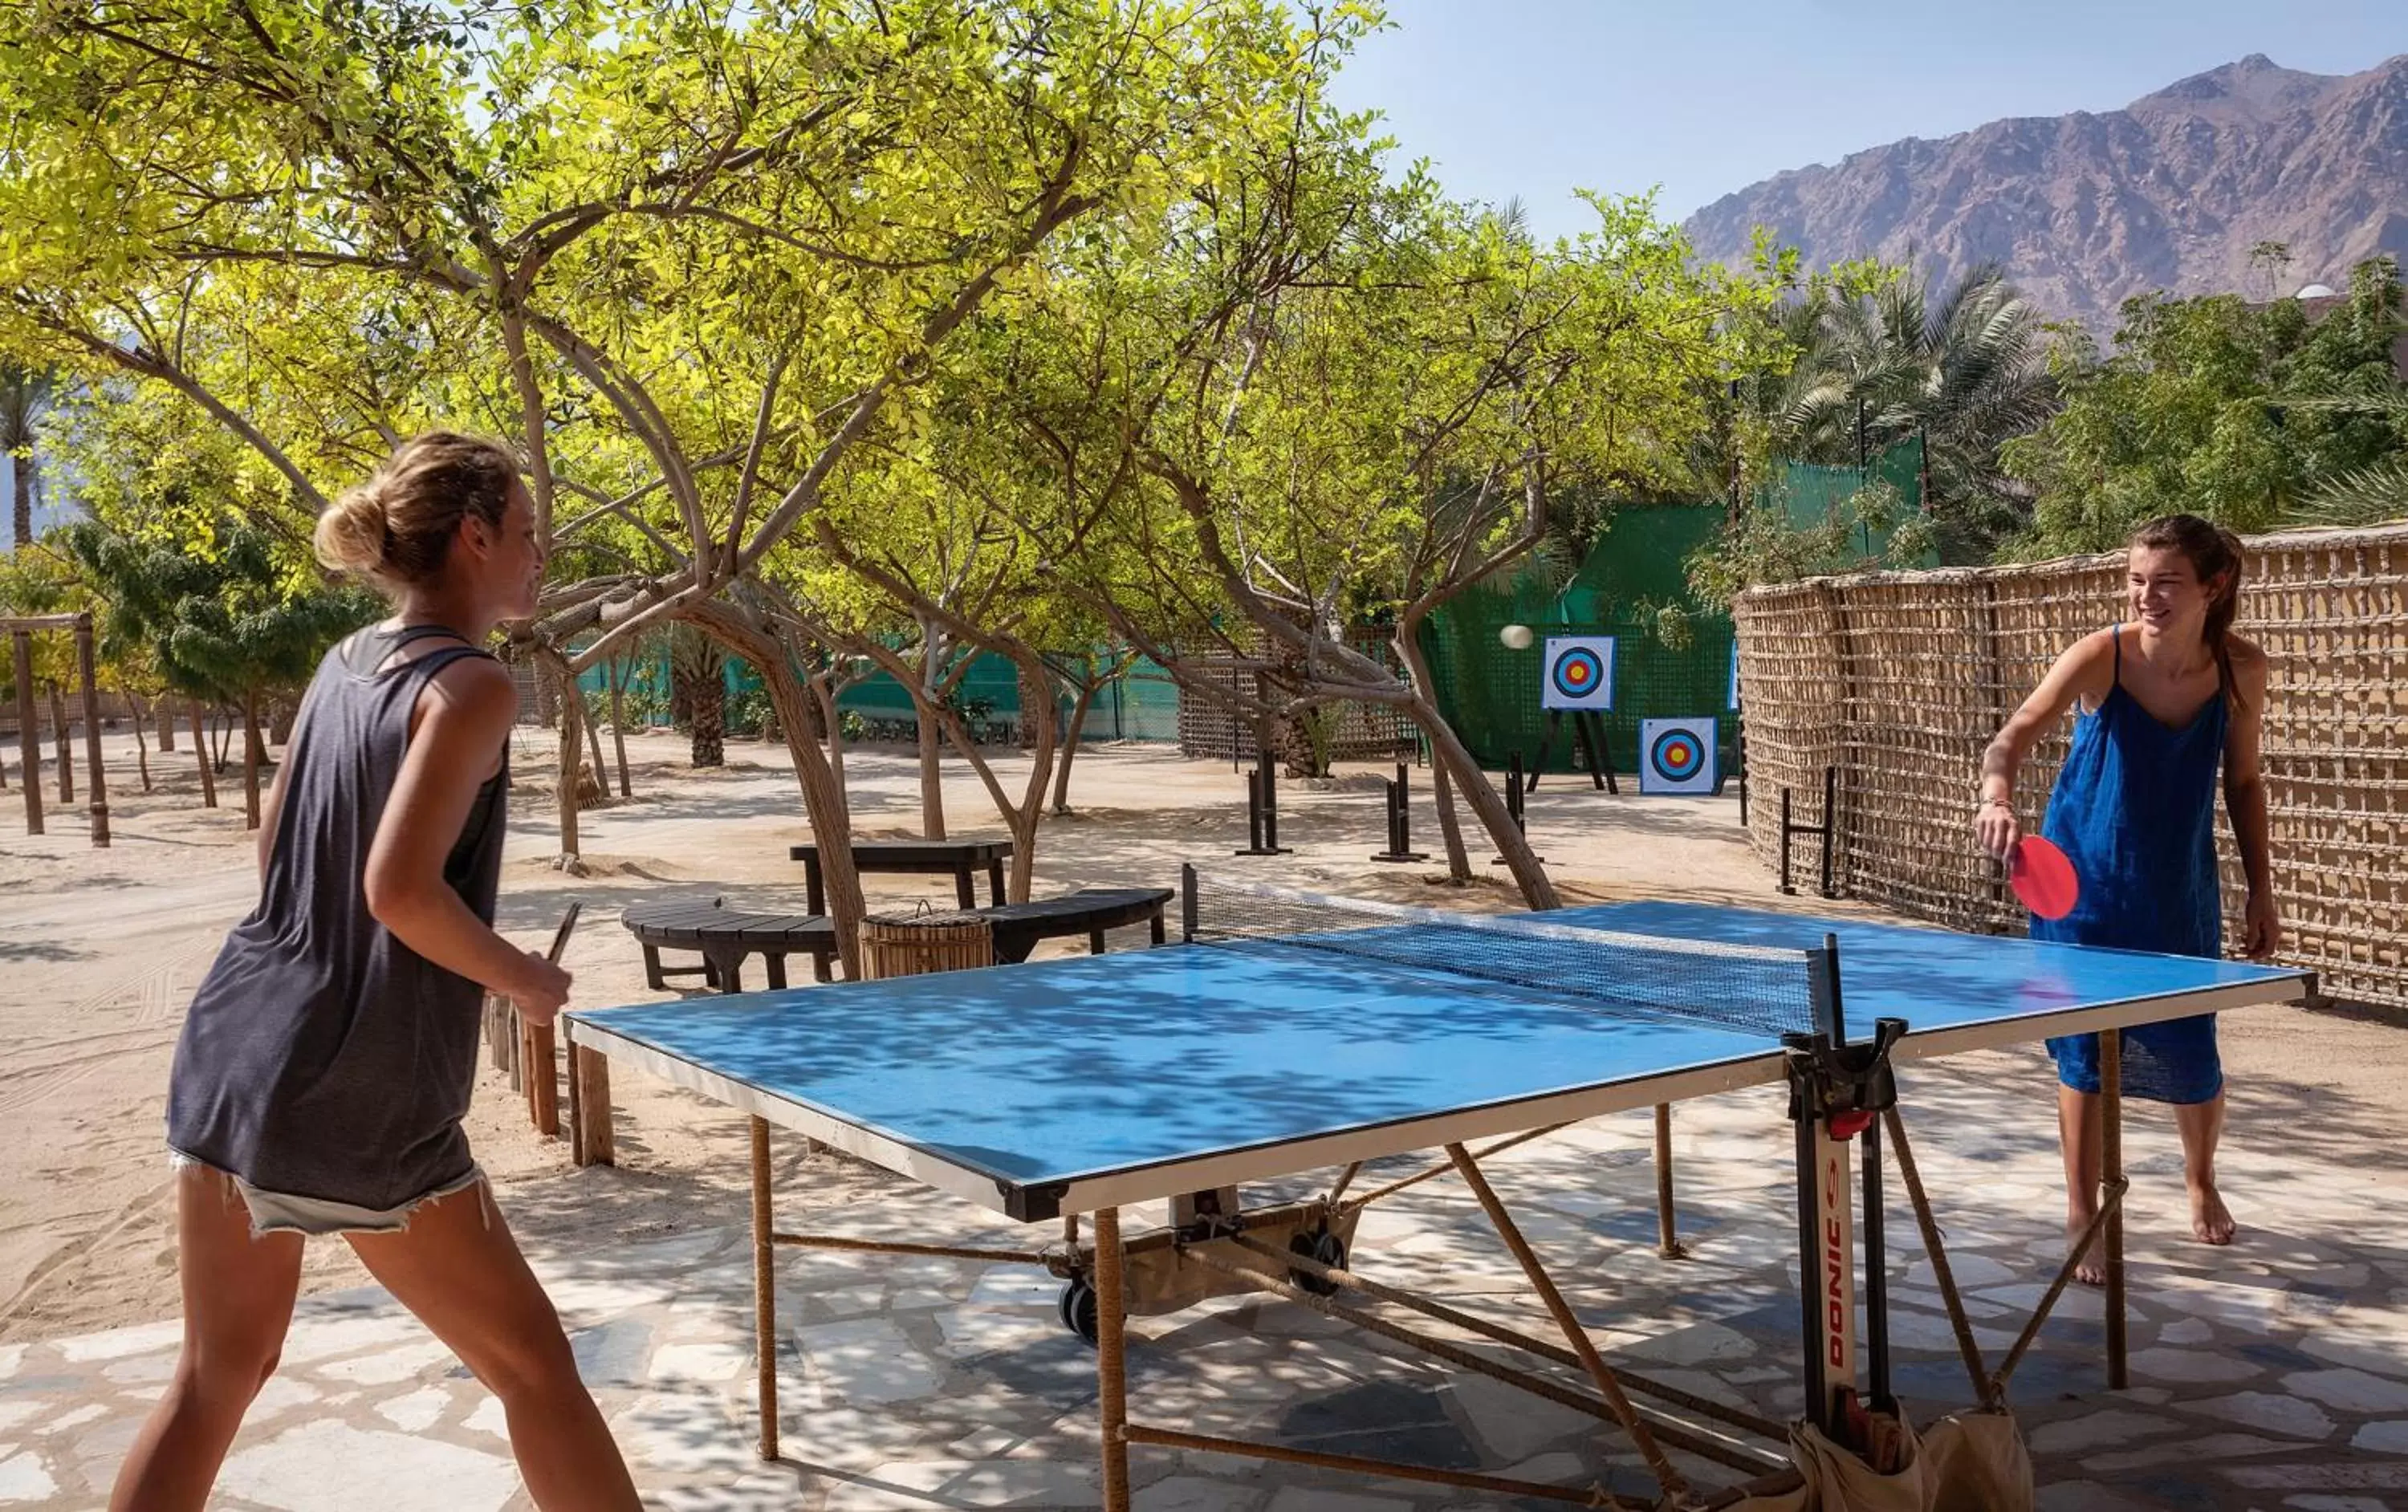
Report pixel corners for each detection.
[314,485,391,578]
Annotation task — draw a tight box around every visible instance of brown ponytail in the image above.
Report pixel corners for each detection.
[315,433,519,593]
[2129,513,2246,701]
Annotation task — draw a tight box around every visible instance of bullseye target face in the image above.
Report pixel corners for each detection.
[1540,636,1616,711]
[1640,717,1718,795]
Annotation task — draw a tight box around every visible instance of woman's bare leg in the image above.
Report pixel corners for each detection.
[108,1168,303,1512]
[345,1181,639,1511]
[2175,1091,2234,1245]
[2059,1084,2106,1286]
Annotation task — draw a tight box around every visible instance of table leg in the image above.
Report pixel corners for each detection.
[812,953,832,983]
[1095,1205,1130,1512]
[1653,1104,1679,1258]
[1148,909,1165,947]
[986,859,1006,907]
[1088,929,1106,956]
[751,1116,779,1461]
[641,943,667,990]
[955,866,978,912]
[2101,1030,2127,1389]
[765,953,789,990]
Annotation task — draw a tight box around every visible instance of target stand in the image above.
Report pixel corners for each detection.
[1524,709,1617,795]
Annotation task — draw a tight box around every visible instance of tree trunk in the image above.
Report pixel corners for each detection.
[1427,747,1474,882]
[9,449,29,551]
[535,651,584,863]
[916,629,946,839]
[685,604,864,977]
[1393,625,1472,880]
[48,681,71,804]
[689,673,725,768]
[814,673,850,831]
[605,658,633,799]
[1416,704,1555,908]
[192,701,217,808]
[239,690,262,831]
[915,703,946,839]
[156,695,175,753]
[270,698,296,746]
[580,684,609,805]
[931,644,1058,904]
[1051,680,1097,815]
[130,694,153,793]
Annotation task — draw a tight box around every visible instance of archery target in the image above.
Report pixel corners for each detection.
[1540,636,1615,711]
[1640,717,1717,795]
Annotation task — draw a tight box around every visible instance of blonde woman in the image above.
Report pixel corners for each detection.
[113,435,638,1510]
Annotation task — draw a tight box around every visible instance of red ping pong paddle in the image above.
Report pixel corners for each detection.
[2010,835,2079,921]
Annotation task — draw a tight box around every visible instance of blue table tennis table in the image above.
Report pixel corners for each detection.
[563,871,2312,1509]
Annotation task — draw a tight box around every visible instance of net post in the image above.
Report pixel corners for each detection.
[1812,934,1845,1045]
[1785,1034,1830,1439]
[1862,1113,1893,1415]
[1179,864,1198,944]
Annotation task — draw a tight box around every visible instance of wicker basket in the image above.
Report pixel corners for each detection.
[860,908,996,980]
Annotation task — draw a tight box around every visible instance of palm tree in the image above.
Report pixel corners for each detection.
[1769,263,2056,559]
[0,365,59,551]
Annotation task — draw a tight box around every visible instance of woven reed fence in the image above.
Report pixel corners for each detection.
[1735,523,2408,1009]
[1175,646,1421,766]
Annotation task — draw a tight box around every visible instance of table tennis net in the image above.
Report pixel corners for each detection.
[1187,874,1828,1040]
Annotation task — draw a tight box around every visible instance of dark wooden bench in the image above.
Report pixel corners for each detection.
[620,887,1174,991]
[621,900,839,994]
[790,839,1014,912]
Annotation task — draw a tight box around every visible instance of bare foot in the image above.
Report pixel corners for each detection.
[2067,1213,2106,1286]
[2191,1185,2235,1246]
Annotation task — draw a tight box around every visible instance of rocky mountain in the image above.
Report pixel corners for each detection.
[1682,53,2408,334]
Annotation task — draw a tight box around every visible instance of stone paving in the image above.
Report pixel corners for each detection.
[7,1045,2408,1510]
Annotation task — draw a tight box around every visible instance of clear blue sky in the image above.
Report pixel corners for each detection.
[1328,1,2408,238]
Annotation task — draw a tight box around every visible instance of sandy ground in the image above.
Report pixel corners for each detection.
[0,721,2399,1349]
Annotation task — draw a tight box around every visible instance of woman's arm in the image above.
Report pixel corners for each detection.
[363,657,571,1018]
[1975,629,2115,858]
[2222,639,2280,957]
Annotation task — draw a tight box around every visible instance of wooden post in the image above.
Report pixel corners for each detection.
[75,616,108,847]
[571,1047,614,1166]
[12,631,41,835]
[523,1017,559,1136]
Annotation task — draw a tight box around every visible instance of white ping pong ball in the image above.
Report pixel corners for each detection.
[1499,624,1534,650]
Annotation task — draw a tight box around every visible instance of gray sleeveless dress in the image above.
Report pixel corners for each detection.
[167,624,510,1222]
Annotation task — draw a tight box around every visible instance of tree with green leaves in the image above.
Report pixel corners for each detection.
[59,521,378,826]
[1,0,1346,971]
[1751,261,2054,559]
[2000,255,2406,554]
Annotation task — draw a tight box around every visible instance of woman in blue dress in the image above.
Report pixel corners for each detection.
[1975,514,2280,1284]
